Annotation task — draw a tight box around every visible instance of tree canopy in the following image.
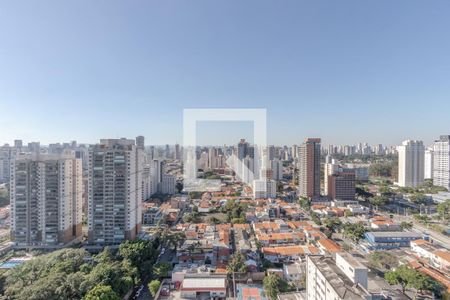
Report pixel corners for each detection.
[263,273,293,300]
[226,253,247,274]
[342,222,367,242]
[1,240,158,300]
[148,280,161,297]
[83,285,120,300]
[385,265,439,295]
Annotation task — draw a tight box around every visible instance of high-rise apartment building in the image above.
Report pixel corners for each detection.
[136,135,145,150]
[10,151,82,248]
[270,159,283,181]
[14,140,23,149]
[175,144,181,160]
[424,148,433,180]
[432,135,450,190]
[397,140,425,188]
[237,139,249,160]
[323,155,338,195]
[161,174,176,195]
[0,144,16,183]
[298,138,321,198]
[88,139,143,245]
[327,168,356,201]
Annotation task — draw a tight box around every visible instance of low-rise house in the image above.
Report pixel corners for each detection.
[317,238,341,254]
[180,276,227,299]
[257,232,306,247]
[283,261,305,283]
[347,204,369,215]
[332,200,359,207]
[370,216,401,231]
[411,239,450,272]
[262,245,317,263]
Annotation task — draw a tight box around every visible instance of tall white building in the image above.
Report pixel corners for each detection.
[10,151,82,247]
[397,140,425,188]
[0,144,18,184]
[88,139,143,245]
[323,155,338,195]
[424,148,434,180]
[432,135,450,190]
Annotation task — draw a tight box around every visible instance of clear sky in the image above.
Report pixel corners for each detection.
[1,1,449,147]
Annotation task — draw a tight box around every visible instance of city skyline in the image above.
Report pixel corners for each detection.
[1,1,450,145]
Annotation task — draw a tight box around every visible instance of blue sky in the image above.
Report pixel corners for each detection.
[0,1,449,146]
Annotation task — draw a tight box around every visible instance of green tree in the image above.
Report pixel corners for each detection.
[323,217,342,233]
[342,222,367,242]
[209,216,222,224]
[310,211,321,225]
[369,195,388,208]
[119,239,158,277]
[153,262,172,278]
[409,193,428,204]
[148,280,161,297]
[226,253,247,274]
[400,221,413,231]
[263,273,292,300]
[263,273,280,300]
[298,197,310,210]
[413,214,430,225]
[83,285,120,300]
[378,185,390,194]
[368,251,399,270]
[384,265,437,295]
[437,199,450,221]
[385,265,415,294]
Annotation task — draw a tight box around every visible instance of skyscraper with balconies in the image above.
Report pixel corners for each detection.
[88,138,143,245]
[432,135,450,190]
[10,151,82,248]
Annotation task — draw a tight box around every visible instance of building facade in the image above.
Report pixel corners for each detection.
[88,139,143,245]
[432,135,450,190]
[424,148,434,180]
[298,138,321,199]
[10,151,82,248]
[397,140,425,188]
[327,168,356,201]
[253,179,277,199]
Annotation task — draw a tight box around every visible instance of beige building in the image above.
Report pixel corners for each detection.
[10,151,82,248]
[88,139,143,245]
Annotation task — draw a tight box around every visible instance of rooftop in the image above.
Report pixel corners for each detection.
[366,231,421,238]
[181,276,226,289]
[308,256,368,300]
